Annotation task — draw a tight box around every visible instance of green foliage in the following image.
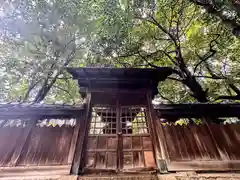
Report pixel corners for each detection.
[0,0,240,104]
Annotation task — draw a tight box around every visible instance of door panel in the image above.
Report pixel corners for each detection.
[85,107,118,172]
[84,106,155,174]
[120,107,156,171]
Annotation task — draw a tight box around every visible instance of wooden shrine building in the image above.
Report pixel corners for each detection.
[66,67,173,175]
[1,67,240,179]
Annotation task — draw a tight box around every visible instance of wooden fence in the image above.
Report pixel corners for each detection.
[155,120,240,171]
[0,126,75,166]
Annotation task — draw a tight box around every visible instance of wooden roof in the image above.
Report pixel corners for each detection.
[154,103,240,119]
[0,103,84,119]
[67,67,173,97]
[0,102,239,120]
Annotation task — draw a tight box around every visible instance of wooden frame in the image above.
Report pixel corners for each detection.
[71,92,92,175]
[83,102,156,174]
[146,91,168,173]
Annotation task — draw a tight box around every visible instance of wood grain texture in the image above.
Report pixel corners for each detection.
[18,126,74,165]
[155,121,240,171]
[0,126,75,166]
[0,127,25,166]
[68,120,81,164]
[0,165,71,179]
[71,92,92,175]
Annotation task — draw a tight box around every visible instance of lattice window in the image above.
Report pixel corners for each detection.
[89,107,116,135]
[120,107,148,134]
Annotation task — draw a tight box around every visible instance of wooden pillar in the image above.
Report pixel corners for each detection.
[146,91,169,173]
[70,92,92,175]
[68,118,81,164]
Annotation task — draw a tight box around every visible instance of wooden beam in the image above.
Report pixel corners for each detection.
[167,160,240,171]
[154,104,240,119]
[0,165,71,179]
[0,104,84,120]
[70,92,92,175]
[146,91,169,174]
[68,119,81,164]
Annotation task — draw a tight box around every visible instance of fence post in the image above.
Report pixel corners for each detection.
[68,118,81,164]
[70,92,92,175]
[146,92,169,174]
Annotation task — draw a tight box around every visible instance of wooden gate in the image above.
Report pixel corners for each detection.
[84,106,156,174]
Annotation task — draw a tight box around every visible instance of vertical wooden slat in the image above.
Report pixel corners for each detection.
[46,127,56,164]
[61,126,72,164]
[37,125,49,165]
[171,125,184,160]
[34,126,43,165]
[161,124,178,161]
[176,125,190,160]
[116,100,122,171]
[54,126,63,164]
[18,127,33,165]
[8,119,35,166]
[71,92,92,175]
[231,124,240,159]
[42,127,53,165]
[68,119,81,164]
[210,124,230,160]
[189,125,204,159]
[2,127,22,166]
[31,127,42,165]
[200,124,220,160]
[185,125,199,160]
[0,128,10,165]
[224,124,238,160]
[205,123,225,160]
[219,124,232,160]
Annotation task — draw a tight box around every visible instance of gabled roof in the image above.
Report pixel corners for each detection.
[67,67,173,81]
[67,67,173,98]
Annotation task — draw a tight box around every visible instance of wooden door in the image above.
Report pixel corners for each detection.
[84,106,156,174]
[120,106,156,172]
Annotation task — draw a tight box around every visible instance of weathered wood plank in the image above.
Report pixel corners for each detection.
[16,126,74,166]
[68,119,81,164]
[71,92,92,175]
[167,160,240,171]
[10,120,36,166]
[0,165,71,179]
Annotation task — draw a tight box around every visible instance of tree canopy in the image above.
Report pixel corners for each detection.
[0,0,240,104]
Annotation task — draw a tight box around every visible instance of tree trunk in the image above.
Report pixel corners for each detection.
[183,76,208,102]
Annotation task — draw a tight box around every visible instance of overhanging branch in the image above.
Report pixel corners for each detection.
[194,34,219,73]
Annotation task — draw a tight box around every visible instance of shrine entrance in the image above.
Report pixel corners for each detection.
[84,105,155,173]
[67,67,173,175]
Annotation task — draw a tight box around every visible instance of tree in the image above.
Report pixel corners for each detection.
[0,0,240,105]
[0,0,89,103]
[88,0,240,103]
[189,0,240,36]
